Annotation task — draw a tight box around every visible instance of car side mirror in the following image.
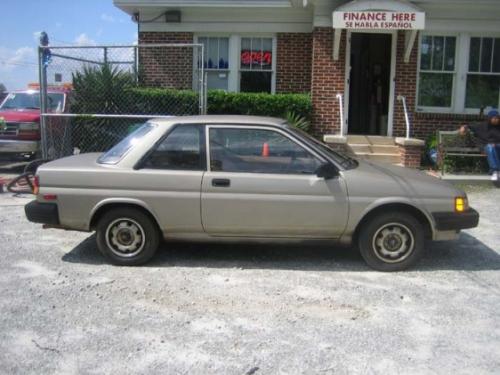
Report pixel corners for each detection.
[315,163,339,179]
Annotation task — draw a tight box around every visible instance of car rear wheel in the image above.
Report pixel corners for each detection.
[358,212,425,271]
[96,207,159,266]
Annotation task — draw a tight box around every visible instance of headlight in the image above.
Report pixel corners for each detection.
[455,196,468,212]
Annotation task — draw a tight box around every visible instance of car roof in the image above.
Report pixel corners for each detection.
[149,115,288,127]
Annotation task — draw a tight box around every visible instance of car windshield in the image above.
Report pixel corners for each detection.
[0,92,65,111]
[98,122,155,164]
[287,126,358,169]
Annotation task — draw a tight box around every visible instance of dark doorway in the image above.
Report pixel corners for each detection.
[348,33,392,135]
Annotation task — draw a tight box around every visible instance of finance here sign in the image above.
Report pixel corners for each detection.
[333,11,425,30]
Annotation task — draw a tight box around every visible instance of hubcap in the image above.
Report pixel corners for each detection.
[372,223,415,264]
[105,218,145,258]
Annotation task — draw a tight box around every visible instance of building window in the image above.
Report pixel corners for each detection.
[240,37,274,93]
[199,37,230,90]
[418,36,457,109]
[465,37,500,110]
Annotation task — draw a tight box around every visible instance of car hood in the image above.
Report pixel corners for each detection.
[0,109,40,122]
[342,159,463,199]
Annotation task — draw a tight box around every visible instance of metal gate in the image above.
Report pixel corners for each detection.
[38,43,206,160]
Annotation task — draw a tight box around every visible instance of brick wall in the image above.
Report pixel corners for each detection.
[398,144,423,168]
[310,28,345,137]
[393,31,483,140]
[276,33,312,93]
[138,32,194,89]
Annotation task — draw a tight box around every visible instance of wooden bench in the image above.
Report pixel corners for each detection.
[437,130,486,176]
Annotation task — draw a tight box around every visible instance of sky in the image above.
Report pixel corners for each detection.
[0,0,136,90]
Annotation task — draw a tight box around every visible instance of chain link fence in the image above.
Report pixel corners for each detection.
[39,44,206,160]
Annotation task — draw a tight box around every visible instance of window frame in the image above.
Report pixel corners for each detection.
[463,35,500,113]
[194,34,277,93]
[238,36,277,94]
[197,36,231,91]
[205,124,326,175]
[135,123,207,171]
[416,32,500,114]
[416,32,459,113]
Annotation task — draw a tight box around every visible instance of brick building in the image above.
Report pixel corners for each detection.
[115,0,500,142]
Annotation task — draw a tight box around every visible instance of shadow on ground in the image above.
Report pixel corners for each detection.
[62,232,500,272]
[0,156,28,176]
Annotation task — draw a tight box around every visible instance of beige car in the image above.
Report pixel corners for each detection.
[25,116,479,271]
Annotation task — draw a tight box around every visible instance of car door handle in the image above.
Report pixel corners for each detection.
[212,178,231,187]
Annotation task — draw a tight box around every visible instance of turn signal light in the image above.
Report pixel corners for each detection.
[455,197,468,212]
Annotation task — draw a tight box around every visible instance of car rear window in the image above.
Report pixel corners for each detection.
[98,123,155,164]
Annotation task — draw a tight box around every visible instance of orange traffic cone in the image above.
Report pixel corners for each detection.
[262,142,270,157]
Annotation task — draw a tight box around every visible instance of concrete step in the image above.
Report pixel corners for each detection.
[348,144,370,153]
[347,135,370,144]
[347,135,396,145]
[355,152,400,164]
[366,135,396,145]
[348,144,399,154]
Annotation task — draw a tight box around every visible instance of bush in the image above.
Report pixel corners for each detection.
[207,90,312,120]
[126,87,199,116]
[126,88,312,121]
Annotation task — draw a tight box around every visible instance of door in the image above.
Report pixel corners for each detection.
[346,32,394,135]
[134,124,206,235]
[201,126,349,238]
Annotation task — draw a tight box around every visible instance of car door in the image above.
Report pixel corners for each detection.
[133,124,206,236]
[201,125,349,238]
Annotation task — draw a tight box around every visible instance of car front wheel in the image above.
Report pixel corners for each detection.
[96,207,160,266]
[358,212,425,271]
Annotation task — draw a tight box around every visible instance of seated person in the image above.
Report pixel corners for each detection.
[459,109,500,181]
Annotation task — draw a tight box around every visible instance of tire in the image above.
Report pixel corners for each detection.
[358,212,425,272]
[96,207,160,266]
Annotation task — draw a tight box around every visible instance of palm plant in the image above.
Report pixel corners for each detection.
[71,64,136,152]
[285,111,310,132]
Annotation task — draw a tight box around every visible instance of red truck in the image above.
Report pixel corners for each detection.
[0,84,71,159]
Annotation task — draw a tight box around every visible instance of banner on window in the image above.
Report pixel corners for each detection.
[333,11,425,30]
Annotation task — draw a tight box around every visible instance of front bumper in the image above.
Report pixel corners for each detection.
[0,139,39,153]
[25,200,59,225]
[432,208,480,231]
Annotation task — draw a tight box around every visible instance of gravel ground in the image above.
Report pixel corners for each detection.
[0,186,499,374]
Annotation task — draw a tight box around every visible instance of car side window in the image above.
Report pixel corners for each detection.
[209,127,322,174]
[142,125,205,170]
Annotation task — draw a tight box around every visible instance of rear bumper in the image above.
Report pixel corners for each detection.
[0,139,39,153]
[432,208,479,231]
[25,200,59,225]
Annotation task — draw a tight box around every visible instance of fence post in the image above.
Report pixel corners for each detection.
[133,45,138,84]
[38,46,49,159]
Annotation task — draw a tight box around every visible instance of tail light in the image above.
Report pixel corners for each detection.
[33,175,39,195]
